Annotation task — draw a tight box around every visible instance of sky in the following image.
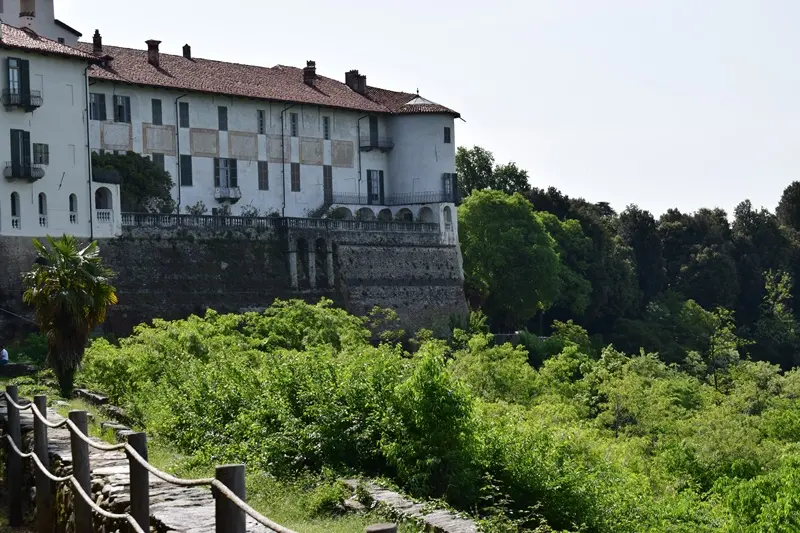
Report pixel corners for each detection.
[56,0,800,218]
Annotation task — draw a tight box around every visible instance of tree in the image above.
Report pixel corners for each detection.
[92,151,175,213]
[491,162,531,196]
[22,235,118,396]
[456,146,531,197]
[539,212,593,317]
[618,205,666,306]
[458,190,560,330]
[776,181,800,232]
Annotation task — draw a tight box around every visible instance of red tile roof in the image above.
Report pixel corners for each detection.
[76,42,460,117]
[0,23,93,60]
[365,86,460,117]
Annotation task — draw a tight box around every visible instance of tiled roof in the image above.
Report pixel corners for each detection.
[0,23,93,60]
[365,86,460,117]
[76,42,460,117]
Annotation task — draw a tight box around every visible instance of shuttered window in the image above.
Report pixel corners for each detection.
[291,162,300,191]
[258,161,269,190]
[290,113,298,137]
[152,152,165,171]
[180,155,193,186]
[257,110,266,134]
[322,116,330,140]
[89,93,106,120]
[152,99,163,125]
[33,143,49,165]
[444,127,451,144]
[179,101,190,128]
[218,106,228,131]
[214,158,238,188]
[113,95,131,123]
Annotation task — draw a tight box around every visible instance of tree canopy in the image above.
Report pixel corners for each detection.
[92,151,175,213]
[456,146,531,197]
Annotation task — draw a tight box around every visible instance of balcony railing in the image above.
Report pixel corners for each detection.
[330,190,457,206]
[359,136,394,152]
[69,212,78,224]
[214,186,243,202]
[11,216,21,230]
[2,89,43,110]
[38,215,47,228]
[3,161,45,181]
[96,209,113,224]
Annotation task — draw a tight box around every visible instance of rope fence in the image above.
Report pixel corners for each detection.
[1,385,300,533]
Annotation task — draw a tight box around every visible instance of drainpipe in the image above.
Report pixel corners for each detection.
[280,103,296,217]
[174,93,188,214]
[356,115,369,200]
[84,64,94,240]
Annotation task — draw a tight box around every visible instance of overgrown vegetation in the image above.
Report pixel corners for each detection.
[92,151,175,213]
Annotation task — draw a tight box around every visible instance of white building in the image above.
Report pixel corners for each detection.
[0,0,81,45]
[0,21,120,239]
[79,33,461,237]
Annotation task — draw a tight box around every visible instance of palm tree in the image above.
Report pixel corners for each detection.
[22,235,118,396]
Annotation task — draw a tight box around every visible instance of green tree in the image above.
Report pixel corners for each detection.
[618,204,667,306]
[776,181,800,232]
[92,151,175,213]
[456,146,531,197]
[539,212,593,317]
[458,190,560,330]
[22,235,118,396]
[754,270,799,367]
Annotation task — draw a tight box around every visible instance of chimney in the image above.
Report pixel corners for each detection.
[146,39,161,67]
[345,69,367,94]
[303,60,317,86]
[183,44,191,60]
[92,30,103,55]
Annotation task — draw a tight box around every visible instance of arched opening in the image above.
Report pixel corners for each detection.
[95,187,113,223]
[38,192,47,227]
[329,207,353,220]
[356,207,375,221]
[296,238,310,290]
[69,194,78,224]
[377,208,392,221]
[418,206,435,223]
[315,238,329,289]
[443,206,453,229]
[10,192,20,230]
[396,208,413,222]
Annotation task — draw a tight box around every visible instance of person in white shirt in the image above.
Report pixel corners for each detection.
[0,344,8,366]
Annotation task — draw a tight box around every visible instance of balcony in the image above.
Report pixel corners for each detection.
[359,136,394,152]
[329,190,457,207]
[2,90,43,111]
[3,161,45,181]
[214,186,242,203]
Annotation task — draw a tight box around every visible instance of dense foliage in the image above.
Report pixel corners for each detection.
[78,299,800,532]
[92,151,175,213]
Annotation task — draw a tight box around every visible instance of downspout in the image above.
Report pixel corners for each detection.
[84,64,94,240]
[280,103,296,217]
[174,93,188,214]
[356,115,369,200]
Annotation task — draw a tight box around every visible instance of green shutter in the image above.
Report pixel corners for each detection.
[366,170,373,204]
[213,158,220,187]
[10,130,21,176]
[125,96,132,123]
[4,58,10,95]
[230,159,238,187]
[22,131,31,167]
[180,155,193,186]
[19,59,30,99]
[99,94,107,121]
[379,170,385,205]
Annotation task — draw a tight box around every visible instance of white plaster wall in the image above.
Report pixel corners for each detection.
[1,0,80,45]
[388,114,456,197]
[0,49,92,237]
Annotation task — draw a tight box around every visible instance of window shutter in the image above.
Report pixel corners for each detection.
[379,171,385,205]
[213,158,220,187]
[230,159,238,187]
[452,173,460,204]
[99,94,107,121]
[4,58,10,94]
[125,96,131,123]
[366,170,373,204]
[10,130,21,174]
[180,155,193,186]
[152,99,162,125]
[22,131,31,166]
[19,59,30,98]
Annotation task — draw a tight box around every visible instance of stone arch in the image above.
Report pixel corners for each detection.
[315,238,329,288]
[95,187,113,210]
[377,208,392,221]
[296,238,310,289]
[417,206,435,223]
[356,207,375,221]
[38,192,48,227]
[330,207,353,220]
[396,208,413,222]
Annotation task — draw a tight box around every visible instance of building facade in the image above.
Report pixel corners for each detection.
[0,0,81,45]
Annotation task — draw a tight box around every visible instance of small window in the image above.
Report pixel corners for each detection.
[57,37,65,44]
[69,194,78,224]
[180,154,193,186]
[179,101,190,128]
[152,152,165,171]
[218,106,228,131]
[152,99,163,125]
[258,161,269,190]
[290,113,298,137]
[322,116,330,140]
[291,162,300,191]
[113,95,131,123]
[10,192,20,229]
[257,110,266,134]
[444,127,451,144]
[89,93,106,120]
[214,157,238,188]
[33,143,49,165]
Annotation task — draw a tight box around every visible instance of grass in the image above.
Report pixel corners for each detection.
[2,373,425,533]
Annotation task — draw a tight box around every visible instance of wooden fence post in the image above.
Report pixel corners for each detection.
[215,464,246,533]
[127,432,149,531]
[33,395,53,533]
[69,410,92,533]
[6,385,22,527]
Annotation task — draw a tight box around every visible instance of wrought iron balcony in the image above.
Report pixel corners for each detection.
[214,186,242,202]
[3,161,45,181]
[359,136,394,152]
[2,90,43,111]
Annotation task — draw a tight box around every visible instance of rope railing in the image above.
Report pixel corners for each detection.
[1,387,300,533]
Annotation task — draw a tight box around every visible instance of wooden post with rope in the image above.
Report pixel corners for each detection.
[69,410,92,533]
[6,385,22,526]
[33,395,54,533]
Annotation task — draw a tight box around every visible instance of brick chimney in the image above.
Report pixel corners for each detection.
[303,60,317,86]
[93,29,103,55]
[345,69,367,94]
[146,39,161,67]
[183,44,191,59]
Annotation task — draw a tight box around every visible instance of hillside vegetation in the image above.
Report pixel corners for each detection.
[78,299,800,532]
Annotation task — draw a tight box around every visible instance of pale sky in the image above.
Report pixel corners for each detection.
[56,0,800,218]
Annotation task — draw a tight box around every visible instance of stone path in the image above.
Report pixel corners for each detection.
[0,397,278,533]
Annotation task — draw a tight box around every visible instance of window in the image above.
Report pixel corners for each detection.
[218,106,228,131]
[290,162,300,191]
[113,150,125,156]
[367,169,384,205]
[214,158,238,188]
[10,129,31,175]
[323,165,332,201]
[33,143,49,165]
[322,116,330,140]
[257,161,269,191]
[151,152,165,171]
[290,113,298,137]
[180,155,193,186]
[7,58,20,95]
[257,110,266,134]
[113,95,131,123]
[444,127,452,144]
[57,38,65,44]
[38,193,47,227]
[89,93,106,120]
[179,101,190,128]
[443,172,458,201]
[69,194,78,224]
[10,192,20,229]
[151,99,163,125]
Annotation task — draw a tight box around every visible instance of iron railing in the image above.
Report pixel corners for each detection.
[214,186,242,201]
[330,191,457,206]
[359,136,394,151]
[3,161,45,181]
[2,89,43,110]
